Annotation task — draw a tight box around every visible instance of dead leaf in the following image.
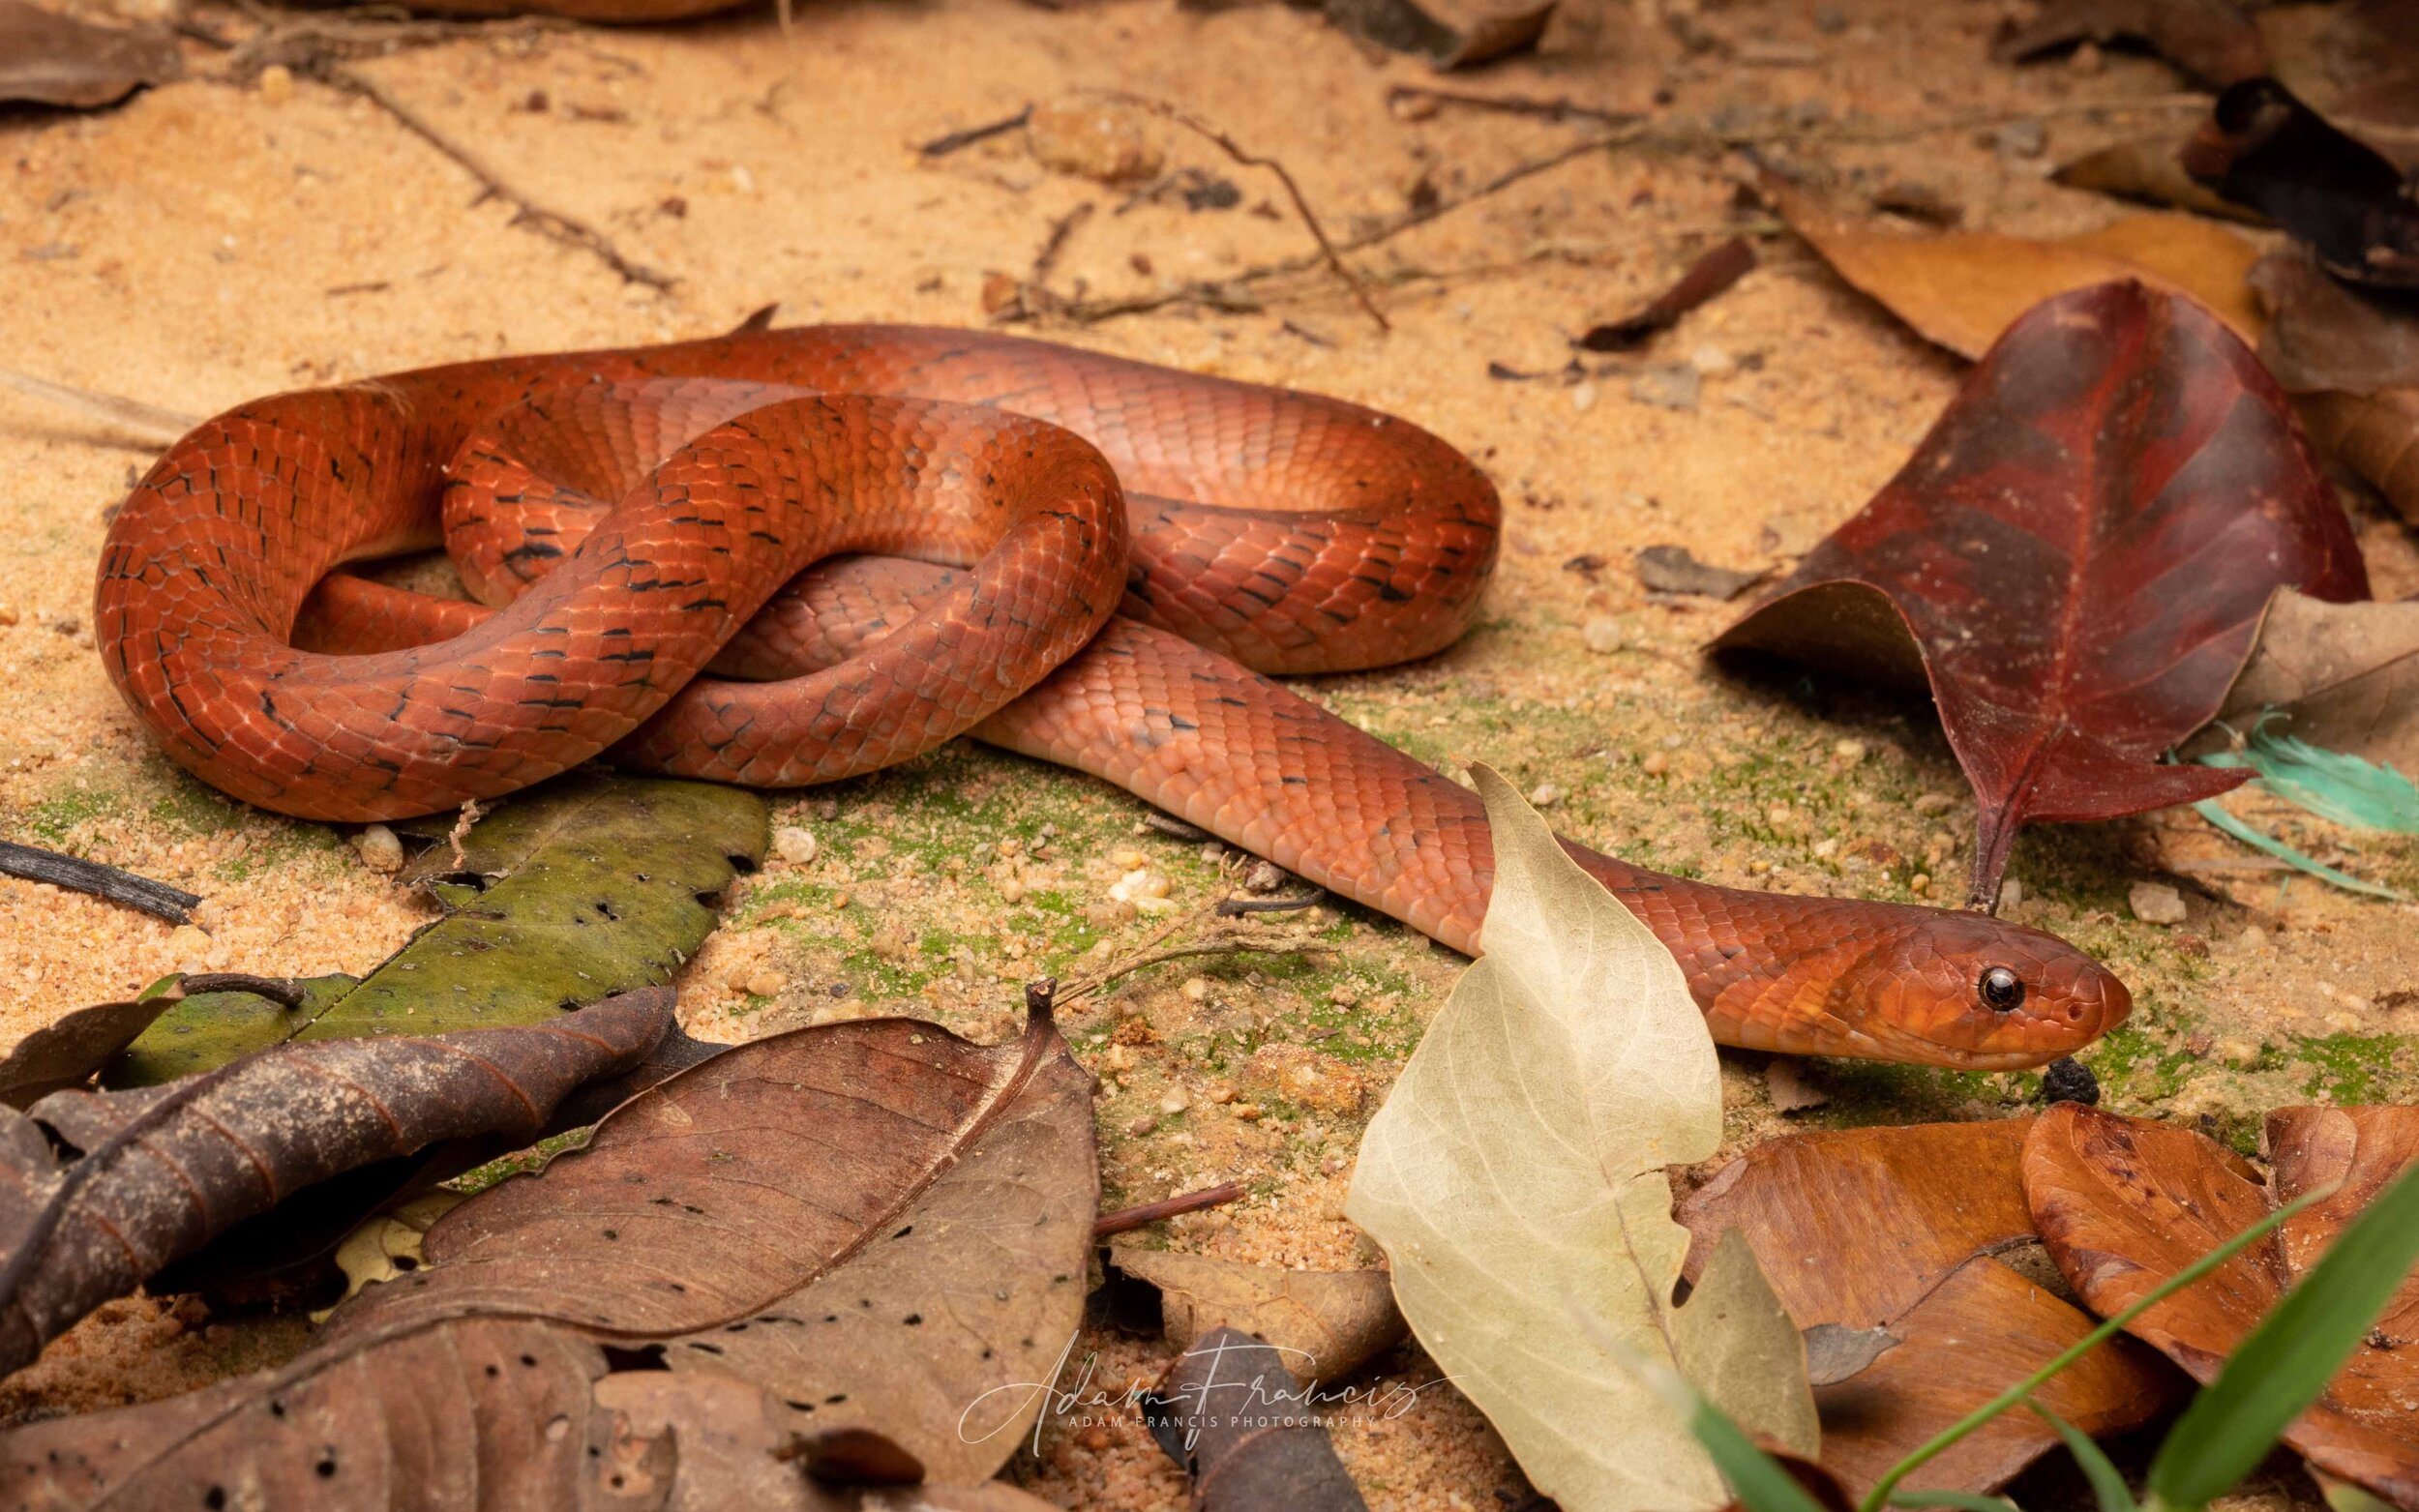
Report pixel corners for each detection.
[1105,1246,1406,1379]
[2052,133,2272,223]
[0,998,1098,1504]
[332,999,1097,1487]
[2247,250,2419,520]
[1989,0,2265,86]
[1575,238,1756,353]
[0,988,174,1108]
[0,987,673,1377]
[1774,183,2266,358]
[2220,588,2419,772]
[2025,1103,2419,1504]
[1320,0,1553,69]
[1801,1323,1897,1387]
[1145,1326,1368,1510]
[2319,0,2419,132]
[1679,1119,2186,1495]
[2184,78,2419,290]
[1347,766,1815,1510]
[1636,545,1764,601]
[0,0,179,109]
[1762,1057,1828,1113]
[1715,282,2366,904]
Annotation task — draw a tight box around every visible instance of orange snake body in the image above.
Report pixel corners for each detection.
[97,326,2127,1068]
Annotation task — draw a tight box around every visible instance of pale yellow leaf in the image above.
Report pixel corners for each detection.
[1345,765,1816,1512]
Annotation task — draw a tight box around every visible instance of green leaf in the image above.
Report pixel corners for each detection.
[103,974,357,1086]
[105,775,768,1083]
[2148,1164,2419,1505]
[2200,723,2419,833]
[2026,1399,2136,1512]
[1888,1494,2017,1512]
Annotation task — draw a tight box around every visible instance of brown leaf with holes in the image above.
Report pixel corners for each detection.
[1989,0,2265,86]
[2024,1103,2419,1505]
[331,998,1098,1487]
[1716,281,2364,904]
[1679,1119,2186,1496]
[0,986,675,1378]
[0,998,1098,1506]
[1146,1327,1368,1510]
[0,0,179,109]
[1775,183,2265,360]
[1106,1246,1406,1379]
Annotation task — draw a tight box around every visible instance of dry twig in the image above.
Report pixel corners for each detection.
[1093,1182,1245,1238]
[0,840,200,925]
[1083,90,1389,332]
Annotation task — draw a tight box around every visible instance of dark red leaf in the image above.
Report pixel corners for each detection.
[1714,282,2365,904]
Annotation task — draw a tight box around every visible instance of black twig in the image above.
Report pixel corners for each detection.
[0,841,198,925]
[919,104,1033,159]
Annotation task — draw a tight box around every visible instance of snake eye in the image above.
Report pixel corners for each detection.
[1978,965,2025,1013]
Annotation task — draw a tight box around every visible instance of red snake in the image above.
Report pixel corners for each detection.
[96,326,2128,1069]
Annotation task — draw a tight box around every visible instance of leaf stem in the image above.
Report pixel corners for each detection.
[1856,1184,2336,1512]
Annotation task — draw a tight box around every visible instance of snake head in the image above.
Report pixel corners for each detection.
[1703,896,2132,1070]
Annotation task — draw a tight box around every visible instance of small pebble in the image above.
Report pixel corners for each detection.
[772,826,818,866]
[1993,119,2047,159]
[2039,1058,2100,1106]
[1831,738,1867,765]
[1244,860,1287,894]
[1570,381,1598,413]
[1528,782,1561,808]
[353,823,403,874]
[1231,1103,1263,1121]
[1158,1087,1191,1114]
[256,64,295,104]
[1641,751,1670,777]
[2237,924,2270,951]
[1180,976,1210,1002]
[1687,342,1735,377]
[744,968,787,997]
[2128,881,2188,925]
[1628,364,1702,412]
[1125,1114,1158,1137]
[1998,879,2024,912]
[1912,792,1955,815]
[1909,874,1931,897]
[2217,1036,2262,1068]
[1111,846,1148,870]
[1581,617,1624,655]
[0,603,17,627]
[1205,1082,1236,1105]
[2069,40,2105,74]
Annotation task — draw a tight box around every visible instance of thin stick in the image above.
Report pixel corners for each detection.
[0,369,196,446]
[1052,93,2209,326]
[919,105,1032,159]
[1093,1181,1244,1238]
[313,64,674,292]
[0,840,199,925]
[1030,201,1093,285]
[1084,90,1389,332]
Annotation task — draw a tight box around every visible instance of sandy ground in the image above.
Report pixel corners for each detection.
[1,0,2411,1503]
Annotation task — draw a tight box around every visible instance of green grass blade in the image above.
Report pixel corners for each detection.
[2149,1164,2419,1505]
[2201,725,2419,834]
[2026,1400,2136,1512]
[2192,799,2406,901]
[1888,1493,2018,1511]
